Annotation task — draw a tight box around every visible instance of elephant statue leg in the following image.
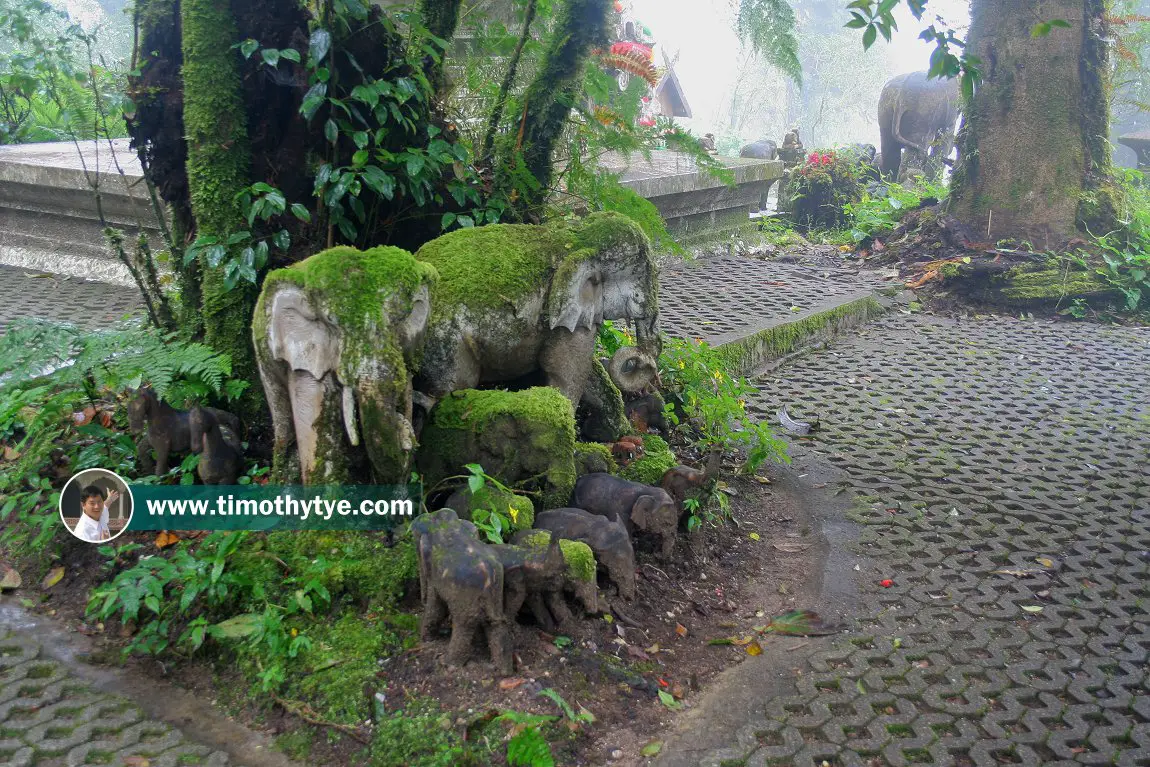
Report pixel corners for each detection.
[545,591,574,627]
[540,326,597,405]
[421,588,449,641]
[446,614,479,667]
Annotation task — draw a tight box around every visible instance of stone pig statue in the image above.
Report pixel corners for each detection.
[571,473,679,558]
[531,508,637,600]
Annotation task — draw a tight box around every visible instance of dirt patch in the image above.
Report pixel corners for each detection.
[2,455,829,766]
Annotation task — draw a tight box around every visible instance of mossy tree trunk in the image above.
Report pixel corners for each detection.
[181,0,260,420]
[418,0,464,95]
[500,0,611,217]
[948,0,1111,248]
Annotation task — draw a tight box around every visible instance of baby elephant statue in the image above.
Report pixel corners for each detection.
[189,407,244,484]
[253,244,437,484]
[413,211,662,423]
[411,509,517,674]
[531,508,637,600]
[571,473,679,558]
[660,465,709,513]
[491,536,572,632]
[128,386,240,476]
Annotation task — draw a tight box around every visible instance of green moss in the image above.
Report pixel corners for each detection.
[181,0,260,421]
[940,263,961,278]
[712,296,885,375]
[467,486,535,531]
[620,434,676,485]
[1077,182,1124,234]
[274,723,315,761]
[998,266,1113,303]
[578,357,629,442]
[369,697,490,767]
[517,530,597,583]
[285,611,413,725]
[417,387,577,508]
[574,441,617,475]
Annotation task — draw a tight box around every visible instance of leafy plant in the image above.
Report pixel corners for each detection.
[843,175,949,243]
[784,150,863,232]
[657,337,788,505]
[1082,168,1150,312]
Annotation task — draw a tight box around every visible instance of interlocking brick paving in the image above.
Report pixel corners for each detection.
[694,314,1150,767]
[0,265,143,335]
[0,630,230,767]
[656,254,888,345]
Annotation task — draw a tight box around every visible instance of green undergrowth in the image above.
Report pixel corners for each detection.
[842,175,949,244]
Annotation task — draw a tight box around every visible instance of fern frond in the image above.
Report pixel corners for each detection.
[735,0,803,87]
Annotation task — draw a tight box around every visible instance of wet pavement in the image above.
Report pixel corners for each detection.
[659,313,1150,767]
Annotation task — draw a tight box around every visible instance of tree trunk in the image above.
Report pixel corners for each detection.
[501,0,611,217]
[181,0,260,420]
[948,0,1111,248]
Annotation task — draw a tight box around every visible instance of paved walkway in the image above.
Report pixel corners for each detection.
[659,313,1150,767]
[0,628,231,766]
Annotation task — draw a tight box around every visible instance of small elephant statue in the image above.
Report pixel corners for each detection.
[188,406,243,484]
[531,508,637,600]
[253,244,437,484]
[571,473,679,558]
[491,536,571,632]
[739,139,778,161]
[411,508,517,673]
[878,70,959,182]
[127,386,240,476]
[412,212,662,422]
[659,464,709,514]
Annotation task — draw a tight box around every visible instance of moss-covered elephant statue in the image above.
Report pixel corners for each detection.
[412,212,662,424]
[253,245,438,484]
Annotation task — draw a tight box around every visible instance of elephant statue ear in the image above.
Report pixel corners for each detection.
[548,259,604,333]
[630,496,656,528]
[268,287,341,380]
[397,283,431,355]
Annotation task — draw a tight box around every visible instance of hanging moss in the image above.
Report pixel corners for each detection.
[181,0,259,420]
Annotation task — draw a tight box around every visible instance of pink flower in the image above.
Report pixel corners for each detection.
[808,152,820,164]
[822,153,833,166]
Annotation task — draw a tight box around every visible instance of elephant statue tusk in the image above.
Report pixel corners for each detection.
[342,385,359,447]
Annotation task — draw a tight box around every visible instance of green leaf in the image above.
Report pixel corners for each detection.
[324,119,338,144]
[1030,22,1051,38]
[845,14,868,29]
[640,741,663,757]
[441,212,457,229]
[405,153,426,177]
[239,38,259,59]
[657,690,682,709]
[290,203,311,222]
[361,166,395,200]
[279,48,300,63]
[308,29,331,65]
[862,24,878,50]
[301,83,326,120]
[212,613,262,638]
[457,215,475,228]
[1049,19,1072,28]
[353,130,369,149]
[260,48,281,67]
[204,245,226,268]
[272,229,291,251]
[352,149,369,167]
[144,595,161,614]
[225,231,250,245]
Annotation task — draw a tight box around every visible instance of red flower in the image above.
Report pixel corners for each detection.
[822,154,833,165]
[808,152,820,164]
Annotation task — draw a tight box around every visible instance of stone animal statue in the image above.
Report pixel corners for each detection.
[253,244,437,484]
[491,537,569,632]
[188,406,244,485]
[878,71,960,181]
[500,533,597,628]
[660,464,709,521]
[416,387,578,509]
[739,139,778,161]
[412,212,662,423]
[530,508,637,600]
[625,392,668,433]
[571,473,679,558]
[610,435,644,467]
[127,386,240,476]
[779,128,804,164]
[410,508,517,673]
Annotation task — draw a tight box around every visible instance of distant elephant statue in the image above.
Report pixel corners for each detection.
[878,71,960,182]
[412,212,662,421]
[739,139,778,161]
[253,244,437,484]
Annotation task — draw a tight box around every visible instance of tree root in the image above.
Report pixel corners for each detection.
[273,695,370,743]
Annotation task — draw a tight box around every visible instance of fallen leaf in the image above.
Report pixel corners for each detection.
[602,613,614,624]
[1021,605,1044,613]
[499,677,526,691]
[1035,557,1056,568]
[675,623,687,638]
[2,445,19,461]
[657,690,682,710]
[0,567,21,590]
[745,641,763,656]
[671,682,685,699]
[155,531,179,549]
[777,583,790,595]
[645,643,660,654]
[707,638,734,646]
[754,475,772,484]
[122,757,150,767]
[626,645,650,661]
[640,741,663,757]
[41,567,64,589]
[748,532,761,541]
[994,568,1044,577]
[731,636,754,646]
[212,613,262,638]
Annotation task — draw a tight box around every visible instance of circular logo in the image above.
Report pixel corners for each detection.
[59,469,134,543]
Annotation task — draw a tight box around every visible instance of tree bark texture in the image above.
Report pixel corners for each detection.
[504,0,611,216]
[181,0,260,419]
[949,0,1111,247]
